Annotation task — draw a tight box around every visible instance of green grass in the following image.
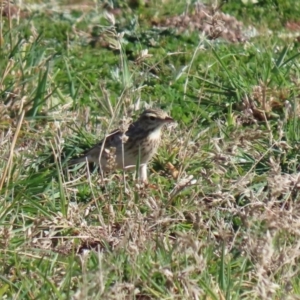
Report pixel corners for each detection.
[1,0,300,299]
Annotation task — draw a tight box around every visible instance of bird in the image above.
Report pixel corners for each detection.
[69,108,174,182]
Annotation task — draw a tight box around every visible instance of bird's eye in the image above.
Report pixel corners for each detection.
[149,116,156,121]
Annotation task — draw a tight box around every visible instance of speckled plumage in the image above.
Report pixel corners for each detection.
[69,108,174,182]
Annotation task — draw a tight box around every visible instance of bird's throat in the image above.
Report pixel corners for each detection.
[148,127,162,140]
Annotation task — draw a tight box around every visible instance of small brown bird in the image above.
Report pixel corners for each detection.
[69,108,174,182]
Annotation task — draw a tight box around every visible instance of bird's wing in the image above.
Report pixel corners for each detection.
[69,120,136,165]
[83,128,122,156]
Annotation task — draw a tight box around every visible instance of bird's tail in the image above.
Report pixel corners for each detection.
[68,156,88,166]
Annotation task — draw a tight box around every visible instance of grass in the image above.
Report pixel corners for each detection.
[1,0,300,298]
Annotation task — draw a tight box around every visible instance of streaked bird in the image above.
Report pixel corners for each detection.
[69,108,174,182]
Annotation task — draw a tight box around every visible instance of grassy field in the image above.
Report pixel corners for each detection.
[1,0,300,299]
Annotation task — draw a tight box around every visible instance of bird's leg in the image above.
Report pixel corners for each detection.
[138,164,148,183]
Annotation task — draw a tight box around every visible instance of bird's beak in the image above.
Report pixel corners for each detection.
[164,116,174,123]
